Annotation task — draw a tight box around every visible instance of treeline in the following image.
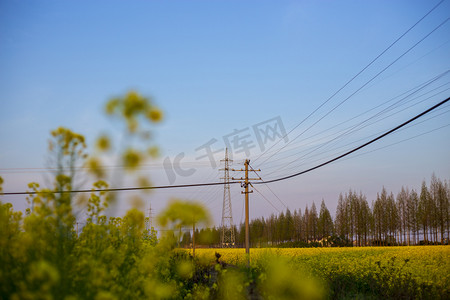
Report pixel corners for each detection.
[180,175,449,247]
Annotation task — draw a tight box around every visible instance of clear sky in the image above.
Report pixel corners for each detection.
[1,0,449,226]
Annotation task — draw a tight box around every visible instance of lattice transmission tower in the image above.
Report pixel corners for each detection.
[145,201,154,231]
[220,148,235,247]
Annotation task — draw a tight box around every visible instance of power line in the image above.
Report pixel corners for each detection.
[254,96,450,185]
[260,72,450,173]
[339,123,450,162]
[252,0,447,165]
[251,184,281,214]
[2,96,448,196]
[249,164,288,209]
[255,17,450,169]
[267,107,450,179]
[0,160,218,173]
[2,181,240,196]
[265,84,450,177]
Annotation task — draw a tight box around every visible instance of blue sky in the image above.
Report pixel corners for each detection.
[1,0,449,225]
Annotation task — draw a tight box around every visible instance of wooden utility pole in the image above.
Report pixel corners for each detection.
[232,159,260,260]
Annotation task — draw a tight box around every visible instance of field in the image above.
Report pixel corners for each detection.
[189,246,450,299]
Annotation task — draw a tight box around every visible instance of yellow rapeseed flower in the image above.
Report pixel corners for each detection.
[122,149,141,170]
[147,108,163,122]
[96,134,111,152]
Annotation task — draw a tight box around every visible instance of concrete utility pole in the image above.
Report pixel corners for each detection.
[232,159,260,259]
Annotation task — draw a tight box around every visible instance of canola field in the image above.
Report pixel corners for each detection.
[191,246,450,299]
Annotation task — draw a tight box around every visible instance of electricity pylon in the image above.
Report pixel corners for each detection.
[145,202,153,232]
[220,148,235,248]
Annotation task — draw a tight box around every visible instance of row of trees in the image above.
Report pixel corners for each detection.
[335,175,449,246]
[179,175,449,247]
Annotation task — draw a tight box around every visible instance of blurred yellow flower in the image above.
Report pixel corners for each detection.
[96,135,111,152]
[147,108,163,122]
[147,146,159,158]
[87,157,105,178]
[122,149,141,170]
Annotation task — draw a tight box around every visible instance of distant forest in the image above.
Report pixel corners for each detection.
[179,174,449,247]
